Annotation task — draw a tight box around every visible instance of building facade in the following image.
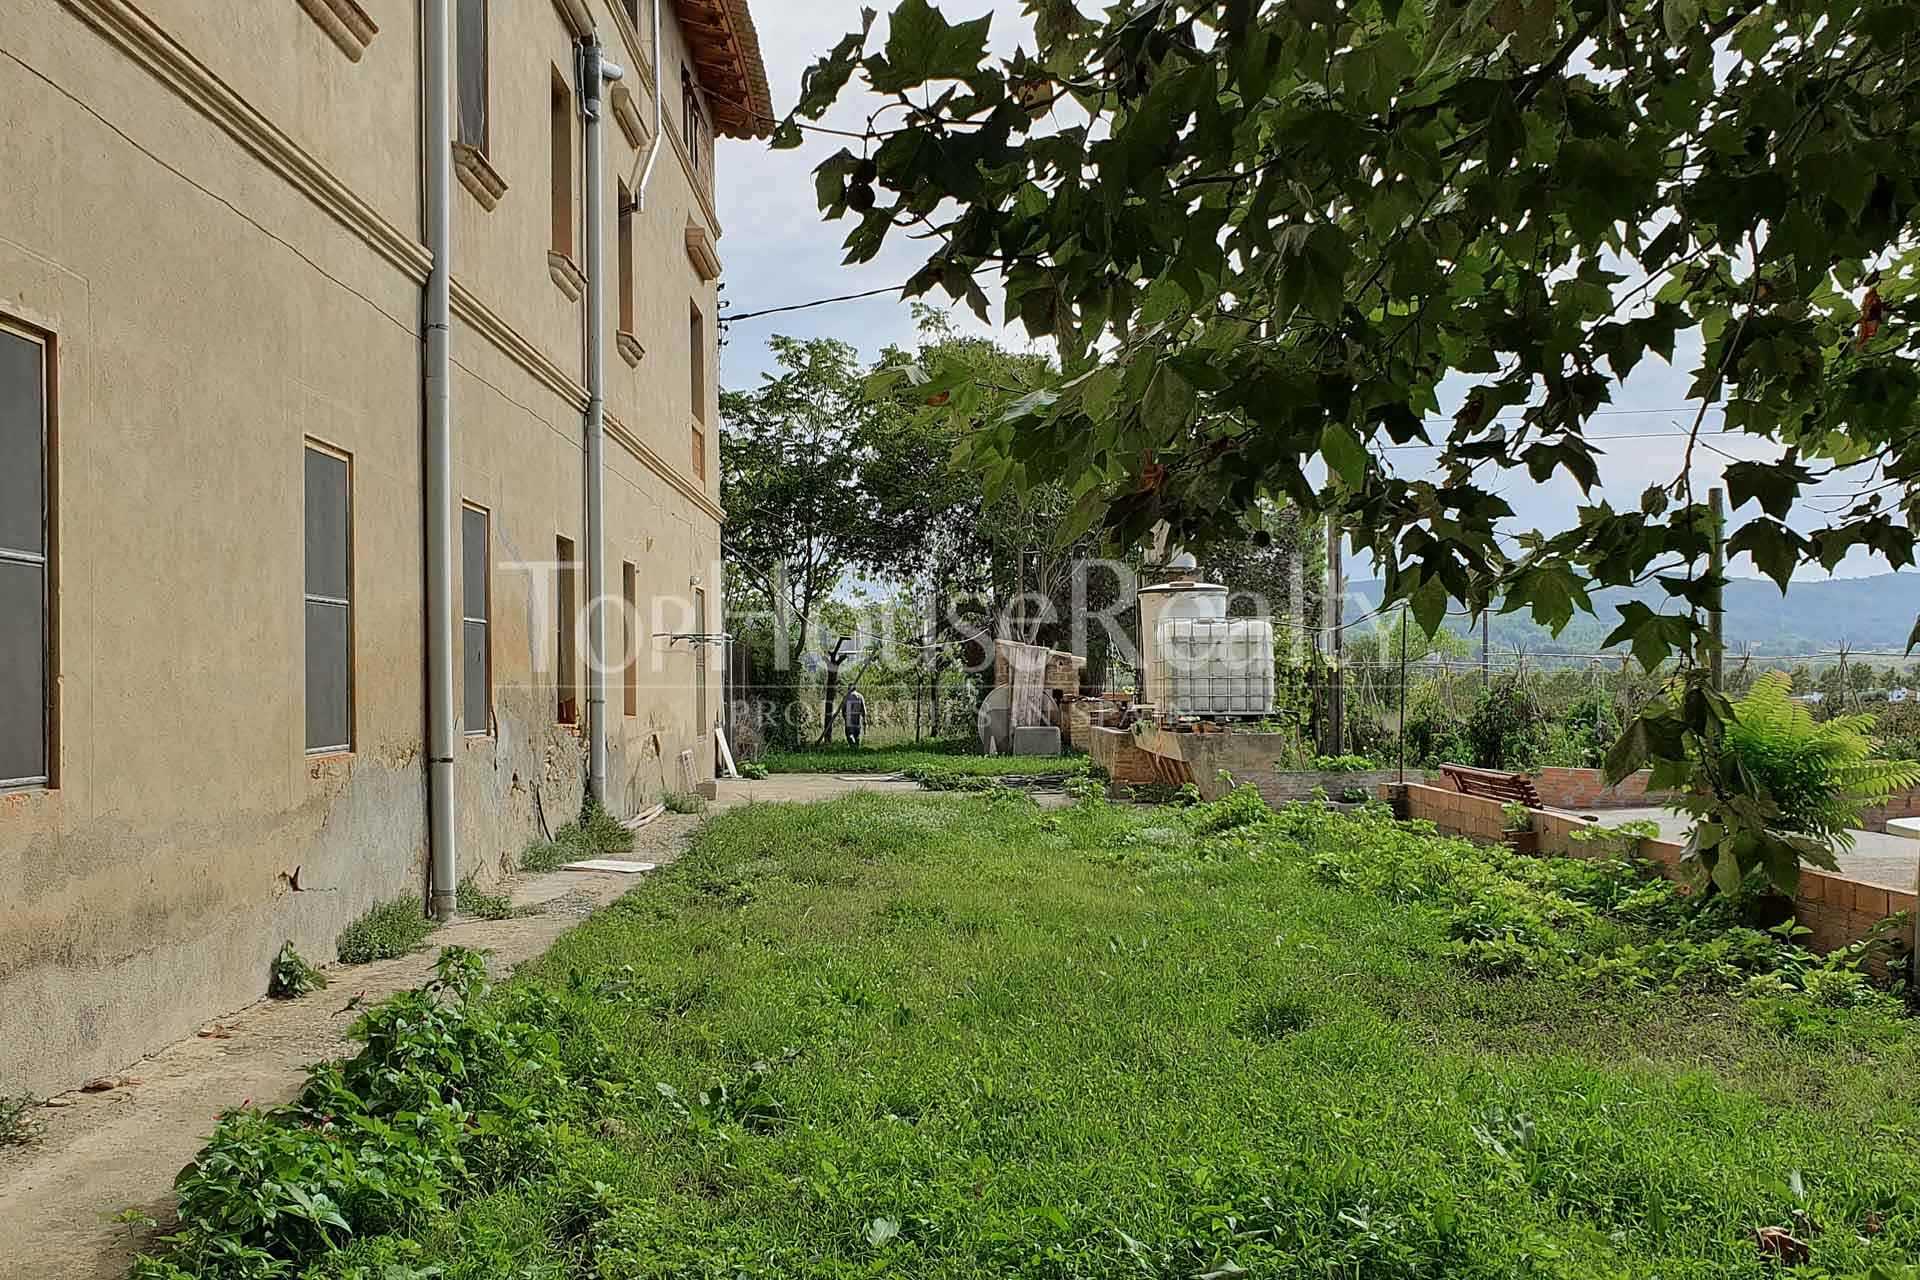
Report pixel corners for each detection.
[0,0,768,1095]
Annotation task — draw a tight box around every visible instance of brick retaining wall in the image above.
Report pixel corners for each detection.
[1861,788,1920,833]
[1528,767,1676,810]
[1087,725,1158,784]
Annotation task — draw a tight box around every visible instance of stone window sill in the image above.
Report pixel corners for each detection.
[453,143,507,211]
[684,222,723,282]
[549,252,586,302]
[616,330,645,367]
[611,84,648,150]
[297,0,378,61]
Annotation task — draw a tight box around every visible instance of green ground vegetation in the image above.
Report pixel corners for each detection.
[759,740,1087,781]
[136,787,1920,1279]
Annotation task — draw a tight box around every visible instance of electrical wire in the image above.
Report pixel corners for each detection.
[721,283,909,323]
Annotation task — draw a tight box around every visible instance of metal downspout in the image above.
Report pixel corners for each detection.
[636,0,663,210]
[423,0,457,919]
[580,37,624,807]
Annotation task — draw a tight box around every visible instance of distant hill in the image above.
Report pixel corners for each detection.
[1344,573,1920,658]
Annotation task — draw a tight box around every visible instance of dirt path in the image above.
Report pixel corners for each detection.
[0,774,920,1280]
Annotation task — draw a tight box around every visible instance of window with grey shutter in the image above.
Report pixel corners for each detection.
[0,325,49,788]
[457,0,489,152]
[462,504,491,734]
[556,535,578,724]
[304,446,352,753]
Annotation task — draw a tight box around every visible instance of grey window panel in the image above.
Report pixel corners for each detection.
[461,506,488,619]
[304,450,349,599]
[463,619,489,732]
[0,560,46,782]
[457,0,487,148]
[0,329,45,557]
[305,601,351,752]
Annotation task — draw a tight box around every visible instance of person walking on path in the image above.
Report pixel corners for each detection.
[844,689,866,747]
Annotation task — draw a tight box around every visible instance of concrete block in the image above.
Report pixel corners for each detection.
[1011,726,1062,757]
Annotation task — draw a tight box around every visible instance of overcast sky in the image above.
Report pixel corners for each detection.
[713,3,1892,582]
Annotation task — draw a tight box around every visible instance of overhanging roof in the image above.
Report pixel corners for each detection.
[674,0,773,140]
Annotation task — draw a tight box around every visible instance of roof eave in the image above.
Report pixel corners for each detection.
[674,0,774,140]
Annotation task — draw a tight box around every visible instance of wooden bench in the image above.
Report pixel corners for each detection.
[1440,764,1542,809]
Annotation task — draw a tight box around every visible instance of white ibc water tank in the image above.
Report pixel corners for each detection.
[1153,617,1276,717]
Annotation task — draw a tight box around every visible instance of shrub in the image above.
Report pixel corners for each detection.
[737,760,769,780]
[141,948,619,1279]
[1466,673,1550,770]
[1184,783,1270,835]
[1676,673,1920,895]
[336,898,438,965]
[1312,754,1378,773]
[269,941,328,998]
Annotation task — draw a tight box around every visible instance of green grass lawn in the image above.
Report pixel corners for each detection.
[147,792,1920,1279]
[758,739,1082,778]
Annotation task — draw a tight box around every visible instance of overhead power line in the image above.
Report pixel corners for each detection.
[722,283,908,324]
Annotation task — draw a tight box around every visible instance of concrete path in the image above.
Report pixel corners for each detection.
[0,773,920,1280]
[1602,805,1920,892]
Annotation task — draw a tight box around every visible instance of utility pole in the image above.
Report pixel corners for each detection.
[1708,486,1726,691]
[1481,611,1490,689]
[1326,514,1345,755]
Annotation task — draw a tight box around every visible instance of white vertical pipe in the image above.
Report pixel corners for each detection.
[637,0,664,208]
[423,0,457,919]
[581,38,623,807]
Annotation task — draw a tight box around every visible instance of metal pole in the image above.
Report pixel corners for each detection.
[1327,516,1344,755]
[1481,610,1490,688]
[423,0,458,921]
[1708,486,1726,691]
[1398,605,1408,784]
[579,37,624,807]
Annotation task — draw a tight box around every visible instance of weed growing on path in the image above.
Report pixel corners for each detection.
[267,942,327,998]
[455,876,513,921]
[334,899,436,965]
[0,1092,41,1146]
[521,795,637,872]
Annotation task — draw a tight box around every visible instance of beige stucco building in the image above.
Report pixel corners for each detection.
[0,0,769,1096]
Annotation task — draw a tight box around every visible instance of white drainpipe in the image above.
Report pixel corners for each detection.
[580,37,624,807]
[423,0,457,919]
[636,0,664,210]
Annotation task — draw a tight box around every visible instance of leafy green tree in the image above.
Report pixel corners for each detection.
[722,337,941,744]
[786,0,1920,889]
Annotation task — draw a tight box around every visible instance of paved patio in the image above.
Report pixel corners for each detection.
[1602,806,1920,892]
